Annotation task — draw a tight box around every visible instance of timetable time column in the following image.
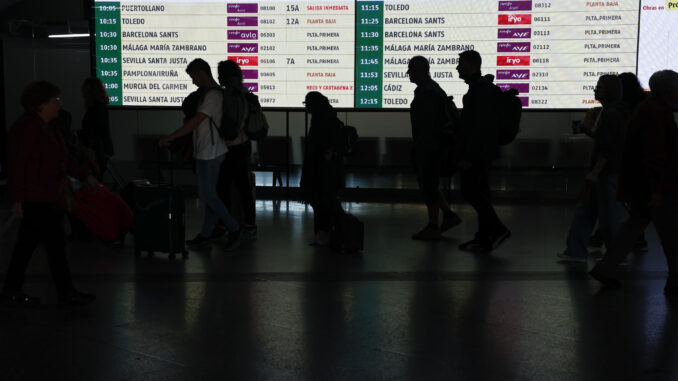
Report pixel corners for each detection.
[94,1,122,105]
[355,0,383,109]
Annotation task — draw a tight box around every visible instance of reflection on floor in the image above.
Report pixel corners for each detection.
[0,199,676,381]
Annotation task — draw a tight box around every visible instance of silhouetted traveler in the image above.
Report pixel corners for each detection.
[301,91,344,246]
[160,59,241,251]
[215,59,257,240]
[557,75,629,263]
[588,73,650,253]
[591,70,678,296]
[620,72,649,113]
[1,81,98,307]
[456,50,510,251]
[79,77,114,180]
[407,56,461,241]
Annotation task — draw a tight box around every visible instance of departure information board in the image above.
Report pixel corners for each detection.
[92,0,672,109]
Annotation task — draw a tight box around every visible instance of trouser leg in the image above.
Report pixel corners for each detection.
[596,202,650,275]
[651,198,678,278]
[41,210,75,296]
[565,193,598,259]
[2,203,42,294]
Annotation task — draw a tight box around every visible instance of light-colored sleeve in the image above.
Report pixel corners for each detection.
[197,90,221,119]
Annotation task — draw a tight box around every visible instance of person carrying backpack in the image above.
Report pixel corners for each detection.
[214,59,257,240]
[160,58,241,251]
[301,91,345,246]
[407,56,462,241]
[456,50,511,251]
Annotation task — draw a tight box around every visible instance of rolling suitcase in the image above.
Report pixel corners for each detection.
[130,183,187,259]
[72,185,134,242]
[331,212,364,254]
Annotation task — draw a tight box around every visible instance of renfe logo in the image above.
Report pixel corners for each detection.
[228,30,258,40]
[497,83,530,93]
[228,43,259,53]
[227,3,258,13]
[227,56,259,66]
[243,83,258,92]
[498,28,532,39]
[227,16,258,27]
[497,56,531,66]
[498,14,532,25]
[498,1,533,11]
[497,42,531,52]
[496,70,530,80]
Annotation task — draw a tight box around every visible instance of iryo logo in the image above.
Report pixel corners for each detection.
[227,56,259,66]
[497,56,530,66]
[498,14,532,25]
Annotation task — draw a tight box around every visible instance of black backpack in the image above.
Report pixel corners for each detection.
[338,122,359,157]
[496,88,523,145]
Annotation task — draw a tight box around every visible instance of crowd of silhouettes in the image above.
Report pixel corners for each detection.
[3,51,678,307]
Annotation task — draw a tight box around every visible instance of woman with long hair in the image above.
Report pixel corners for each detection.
[79,77,114,180]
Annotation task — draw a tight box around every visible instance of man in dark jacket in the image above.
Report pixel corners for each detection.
[408,56,461,241]
[456,50,510,251]
[591,70,678,296]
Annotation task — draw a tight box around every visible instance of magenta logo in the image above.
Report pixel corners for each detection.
[244,83,258,92]
[498,1,532,11]
[227,16,258,27]
[228,43,258,53]
[497,83,530,93]
[497,42,531,52]
[242,70,258,80]
[228,30,258,40]
[227,3,258,13]
[498,28,531,39]
[496,70,530,80]
[519,97,529,107]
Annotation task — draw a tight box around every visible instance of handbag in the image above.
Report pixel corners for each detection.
[53,176,76,213]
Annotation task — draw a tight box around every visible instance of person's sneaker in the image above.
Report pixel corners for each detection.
[556,252,587,263]
[242,225,258,241]
[588,235,604,251]
[0,292,40,307]
[412,225,442,241]
[440,212,462,233]
[490,228,511,250]
[186,234,212,248]
[589,268,622,289]
[310,231,331,246]
[224,229,242,251]
[633,239,649,253]
[459,234,492,252]
[211,225,227,240]
[58,291,96,307]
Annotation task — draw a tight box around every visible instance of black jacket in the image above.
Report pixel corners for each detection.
[410,77,447,156]
[80,102,114,161]
[300,110,345,200]
[459,73,502,162]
